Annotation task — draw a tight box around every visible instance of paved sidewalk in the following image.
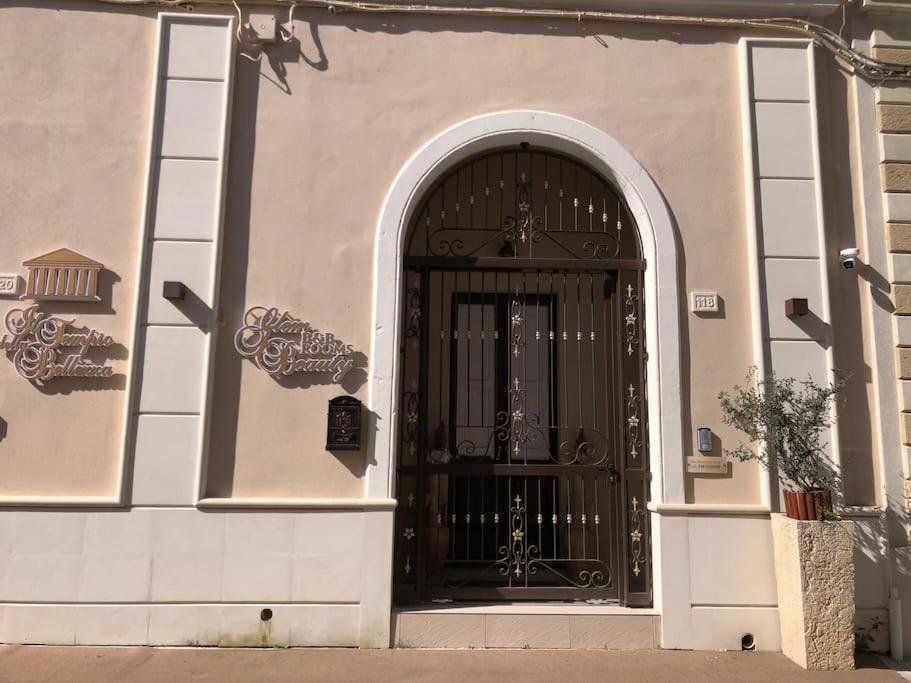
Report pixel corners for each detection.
[0,646,903,682]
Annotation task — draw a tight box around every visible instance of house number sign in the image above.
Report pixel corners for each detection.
[234,306,355,382]
[1,304,115,382]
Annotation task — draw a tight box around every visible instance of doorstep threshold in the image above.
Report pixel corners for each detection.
[395,602,659,616]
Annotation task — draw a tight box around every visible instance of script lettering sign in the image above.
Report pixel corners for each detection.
[1,304,115,383]
[234,306,355,382]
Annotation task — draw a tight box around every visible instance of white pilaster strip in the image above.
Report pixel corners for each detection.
[123,13,235,506]
[740,38,839,509]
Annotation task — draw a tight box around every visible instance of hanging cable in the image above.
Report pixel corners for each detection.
[281,1,298,42]
[90,0,911,82]
[231,0,264,61]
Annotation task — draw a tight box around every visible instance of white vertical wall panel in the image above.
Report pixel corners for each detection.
[748,44,810,101]
[758,179,819,257]
[131,415,199,505]
[741,39,838,505]
[164,19,231,79]
[753,102,816,179]
[769,340,829,386]
[145,241,215,324]
[762,258,826,340]
[125,14,234,506]
[159,80,226,159]
[152,159,221,240]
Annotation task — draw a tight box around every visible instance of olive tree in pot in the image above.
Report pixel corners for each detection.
[720,370,855,670]
[719,369,845,521]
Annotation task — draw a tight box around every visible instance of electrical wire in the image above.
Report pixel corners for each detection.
[90,0,911,82]
[232,0,264,60]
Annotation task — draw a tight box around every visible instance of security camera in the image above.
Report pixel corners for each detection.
[840,247,860,271]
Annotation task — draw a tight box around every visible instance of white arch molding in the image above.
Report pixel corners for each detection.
[366,110,685,507]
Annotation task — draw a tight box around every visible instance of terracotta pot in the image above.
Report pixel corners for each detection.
[783,489,833,521]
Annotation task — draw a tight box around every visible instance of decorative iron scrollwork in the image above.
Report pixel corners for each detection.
[405,286,421,339]
[623,284,639,357]
[629,496,646,578]
[493,494,613,589]
[404,390,418,460]
[626,384,641,462]
[499,495,528,578]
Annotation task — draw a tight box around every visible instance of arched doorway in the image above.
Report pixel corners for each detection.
[392,147,651,606]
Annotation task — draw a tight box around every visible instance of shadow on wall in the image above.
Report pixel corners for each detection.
[205,55,260,499]
[852,514,892,653]
[255,7,754,92]
[816,40,878,507]
[202,56,370,494]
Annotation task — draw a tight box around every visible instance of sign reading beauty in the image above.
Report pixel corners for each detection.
[234,306,355,382]
[1,305,115,382]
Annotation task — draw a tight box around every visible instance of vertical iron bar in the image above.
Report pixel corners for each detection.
[414,267,431,599]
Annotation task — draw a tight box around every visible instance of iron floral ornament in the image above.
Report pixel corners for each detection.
[234,306,355,382]
[0,305,115,383]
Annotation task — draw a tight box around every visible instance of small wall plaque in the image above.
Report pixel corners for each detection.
[686,456,729,474]
[327,396,362,451]
[0,275,18,297]
[691,292,719,313]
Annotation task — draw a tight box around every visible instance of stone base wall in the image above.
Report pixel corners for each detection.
[771,514,855,670]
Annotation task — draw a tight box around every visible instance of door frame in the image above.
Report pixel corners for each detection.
[368,111,684,507]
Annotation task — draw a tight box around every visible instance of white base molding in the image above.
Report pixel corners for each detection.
[392,606,659,649]
[771,514,855,670]
[0,603,359,647]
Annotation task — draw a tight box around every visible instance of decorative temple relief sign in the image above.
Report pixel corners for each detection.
[22,248,104,302]
[1,305,115,383]
[234,306,355,382]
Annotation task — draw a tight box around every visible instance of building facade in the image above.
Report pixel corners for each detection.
[1,0,911,653]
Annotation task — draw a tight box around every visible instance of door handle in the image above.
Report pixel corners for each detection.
[607,464,621,484]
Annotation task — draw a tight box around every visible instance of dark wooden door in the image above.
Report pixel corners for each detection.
[393,150,651,606]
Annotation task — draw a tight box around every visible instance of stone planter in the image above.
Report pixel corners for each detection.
[771,514,855,670]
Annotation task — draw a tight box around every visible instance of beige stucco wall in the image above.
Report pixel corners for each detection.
[206,9,763,501]
[0,4,156,497]
[0,3,884,506]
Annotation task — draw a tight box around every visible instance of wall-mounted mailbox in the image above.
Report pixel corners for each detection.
[162,281,186,300]
[697,427,713,453]
[327,396,362,451]
[785,298,808,317]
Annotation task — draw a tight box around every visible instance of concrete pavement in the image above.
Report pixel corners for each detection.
[0,646,903,682]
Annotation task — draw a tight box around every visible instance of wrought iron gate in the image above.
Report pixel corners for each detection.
[393,150,651,605]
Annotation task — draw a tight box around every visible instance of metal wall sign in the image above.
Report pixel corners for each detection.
[234,306,355,382]
[0,304,115,382]
[22,248,104,303]
[686,456,729,474]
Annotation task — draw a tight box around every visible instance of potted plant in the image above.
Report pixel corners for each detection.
[719,368,845,520]
[719,368,855,671]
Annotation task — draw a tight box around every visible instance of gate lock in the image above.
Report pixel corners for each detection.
[607,464,621,484]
